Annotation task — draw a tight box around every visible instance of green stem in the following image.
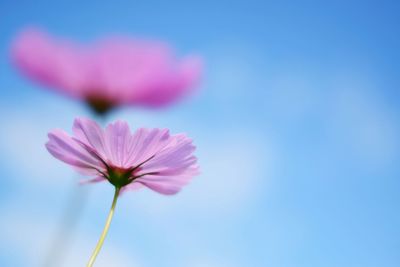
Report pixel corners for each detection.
[87,187,120,267]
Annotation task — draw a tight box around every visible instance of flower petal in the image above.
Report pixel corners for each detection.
[72,117,107,158]
[139,134,196,174]
[133,134,199,194]
[135,173,195,195]
[46,118,199,194]
[12,28,89,98]
[79,176,107,185]
[119,182,145,193]
[46,129,104,172]
[13,28,202,109]
[103,120,132,167]
[124,128,170,167]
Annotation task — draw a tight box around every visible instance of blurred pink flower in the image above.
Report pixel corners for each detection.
[12,28,202,114]
[46,117,199,194]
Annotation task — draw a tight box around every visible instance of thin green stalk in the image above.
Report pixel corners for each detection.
[87,187,120,267]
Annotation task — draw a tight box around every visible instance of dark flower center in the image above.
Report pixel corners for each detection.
[86,96,116,116]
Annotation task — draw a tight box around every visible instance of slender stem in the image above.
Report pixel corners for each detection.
[87,187,120,267]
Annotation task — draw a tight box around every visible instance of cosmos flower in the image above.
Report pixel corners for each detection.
[46,117,199,194]
[12,28,202,115]
[46,117,199,266]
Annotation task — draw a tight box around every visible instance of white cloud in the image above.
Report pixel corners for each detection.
[265,69,321,121]
[0,102,87,189]
[327,77,399,170]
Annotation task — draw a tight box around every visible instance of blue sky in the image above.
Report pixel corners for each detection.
[0,0,399,266]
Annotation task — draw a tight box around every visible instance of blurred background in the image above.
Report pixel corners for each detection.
[1,0,400,266]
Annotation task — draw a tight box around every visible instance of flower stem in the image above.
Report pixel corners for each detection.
[87,187,120,267]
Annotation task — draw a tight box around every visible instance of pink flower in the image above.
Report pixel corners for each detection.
[12,28,202,115]
[46,117,199,194]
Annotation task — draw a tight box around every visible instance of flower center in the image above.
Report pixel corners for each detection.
[86,96,116,116]
[106,166,138,188]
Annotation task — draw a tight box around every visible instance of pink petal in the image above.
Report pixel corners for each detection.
[136,181,182,195]
[136,174,192,195]
[12,28,89,98]
[45,118,199,194]
[72,117,107,158]
[124,128,170,167]
[103,120,132,167]
[133,134,199,194]
[139,134,196,173]
[12,28,203,108]
[119,182,145,193]
[133,55,203,107]
[46,129,104,172]
[79,176,107,185]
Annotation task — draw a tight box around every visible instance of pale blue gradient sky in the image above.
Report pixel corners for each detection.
[0,0,399,266]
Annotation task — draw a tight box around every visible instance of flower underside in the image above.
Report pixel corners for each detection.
[106,166,136,187]
[80,141,159,188]
[104,161,158,188]
[47,117,199,195]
